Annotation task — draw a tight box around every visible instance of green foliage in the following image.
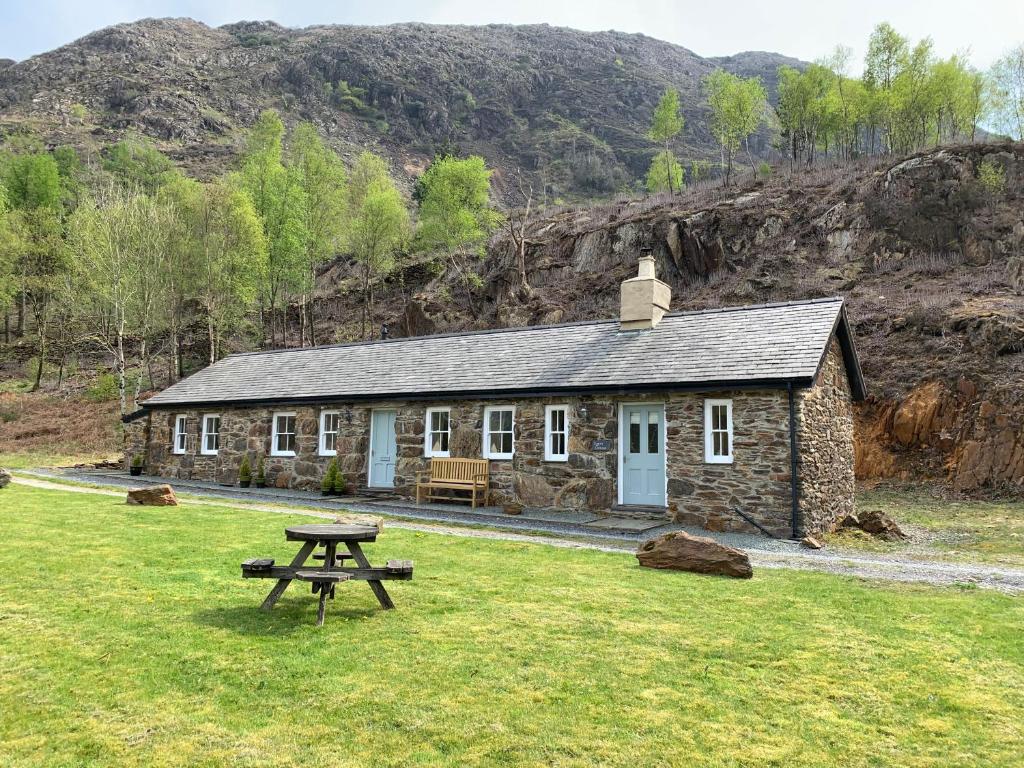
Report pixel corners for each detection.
[758,161,772,179]
[649,88,684,145]
[977,157,1007,199]
[255,454,266,483]
[416,155,502,256]
[239,455,252,482]
[321,458,338,492]
[238,110,308,339]
[689,159,712,184]
[86,372,120,402]
[103,138,177,194]
[2,150,62,210]
[645,150,684,194]
[989,44,1024,140]
[332,465,346,493]
[703,70,767,184]
[647,88,684,194]
[130,453,144,467]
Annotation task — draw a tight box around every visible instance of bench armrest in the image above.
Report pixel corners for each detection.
[415,470,432,482]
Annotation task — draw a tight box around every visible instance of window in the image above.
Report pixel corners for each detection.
[271,412,297,457]
[544,405,569,462]
[201,414,220,455]
[483,406,515,460]
[172,414,188,455]
[320,410,340,456]
[704,399,733,464]
[424,407,451,457]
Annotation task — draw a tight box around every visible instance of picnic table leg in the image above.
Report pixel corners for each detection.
[346,541,395,610]
[260,540,317,611]
[316,582,329,627]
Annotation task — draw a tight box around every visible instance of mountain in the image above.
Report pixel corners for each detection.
[0,18,799,198]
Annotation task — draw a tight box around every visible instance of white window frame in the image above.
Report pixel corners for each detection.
[704,398,734,464]
[544,405,569,462]
[482,405,515,460]
[424,407,452,458]
[319,410,340,456]
[200,414,221,456]
[271,411,297,457]
[172,414,188,455]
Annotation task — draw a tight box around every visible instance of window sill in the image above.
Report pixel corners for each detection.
[200,451,218,457]
[318,450,337,457]
[484,454,514,461]
[271,451,297,458]
[424,451,451,459]
[172,450,186,456]
[704,457,734,465]
[544,456,569,463]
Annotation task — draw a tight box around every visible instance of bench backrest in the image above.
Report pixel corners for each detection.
[430,457,489,483]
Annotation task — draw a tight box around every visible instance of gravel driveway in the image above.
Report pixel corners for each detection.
[12,471,1024,594]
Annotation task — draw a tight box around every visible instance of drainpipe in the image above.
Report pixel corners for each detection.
[787,381,802,540]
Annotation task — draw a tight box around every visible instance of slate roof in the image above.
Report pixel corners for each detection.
[142,297,865,408]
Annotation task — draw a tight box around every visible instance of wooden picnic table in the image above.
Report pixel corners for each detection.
[242,524,413,626]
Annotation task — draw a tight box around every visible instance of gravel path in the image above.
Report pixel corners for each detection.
[11,472,1024,594]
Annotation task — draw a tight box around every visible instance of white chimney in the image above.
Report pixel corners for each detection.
[620,250,671,330]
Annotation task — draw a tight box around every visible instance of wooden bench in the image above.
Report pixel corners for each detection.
[415,458,490,508]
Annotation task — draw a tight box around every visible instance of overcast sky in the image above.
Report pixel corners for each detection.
[2,0,1021,70]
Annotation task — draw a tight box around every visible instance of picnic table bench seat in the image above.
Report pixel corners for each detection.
[415,458,490,508]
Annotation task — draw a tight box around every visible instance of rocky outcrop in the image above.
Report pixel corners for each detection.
[636,532,753,578]
[836,510,907,541]
[127,484,178,506]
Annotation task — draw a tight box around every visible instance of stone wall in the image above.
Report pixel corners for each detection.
[135,388,814,535]
[797,338,856,534]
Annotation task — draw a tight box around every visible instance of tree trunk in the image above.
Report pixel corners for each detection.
[208,314,216,366]
[32,328,45,391]
[116,318,127,416]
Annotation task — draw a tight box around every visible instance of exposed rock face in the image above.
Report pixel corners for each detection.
[0,467,11,488]
[127,484,178,506]
[636,532,753,578]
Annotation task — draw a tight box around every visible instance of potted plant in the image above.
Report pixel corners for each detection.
[332,465,347,496]
[321,459,338,497]
[254,455,266,489]
[238,455,252,488]
[129,453,145,476]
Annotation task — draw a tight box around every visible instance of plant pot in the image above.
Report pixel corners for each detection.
[239,480,251,488]
[129,466,143,476]
[321,489,332,496]
[255,481,266,489]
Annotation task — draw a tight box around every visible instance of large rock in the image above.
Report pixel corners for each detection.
[127,484,178,506]
[858,509,907,540]
[636,532,753,578]
[0,467,11,489]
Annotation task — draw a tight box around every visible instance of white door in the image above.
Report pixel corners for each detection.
[369,410,397,488]
[621,404,666,506]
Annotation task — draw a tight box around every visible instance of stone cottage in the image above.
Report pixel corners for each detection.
[126,254,865,538]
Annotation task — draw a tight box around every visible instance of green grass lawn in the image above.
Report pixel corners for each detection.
[1,484,1023,767]
[837,484,1024,567]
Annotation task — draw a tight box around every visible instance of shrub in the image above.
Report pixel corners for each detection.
[239,455,252,483]
[321,459,338,492]
[758,161,772,179]
[86,373,119,402]
[255,455,266,484]
[131,453,144,468]
[332,466,347,494]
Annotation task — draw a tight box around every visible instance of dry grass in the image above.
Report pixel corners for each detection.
[0,392,121,466]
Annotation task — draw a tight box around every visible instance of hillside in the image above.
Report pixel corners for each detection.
[317,142,1023,494]
[0,18,795,198]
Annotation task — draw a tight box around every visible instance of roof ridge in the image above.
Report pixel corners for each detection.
[224,296,846,359]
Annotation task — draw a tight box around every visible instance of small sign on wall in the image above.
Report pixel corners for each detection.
[590,439,612,451]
